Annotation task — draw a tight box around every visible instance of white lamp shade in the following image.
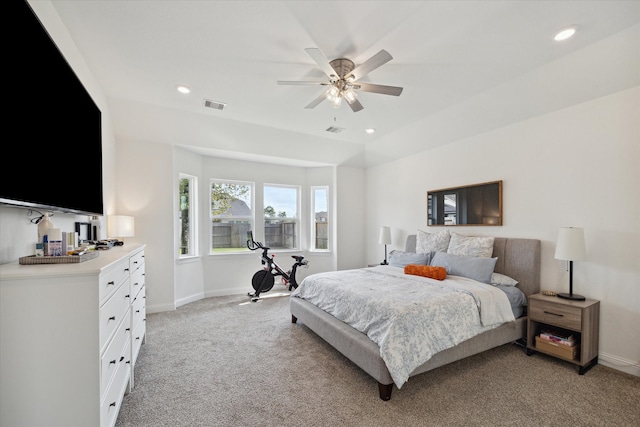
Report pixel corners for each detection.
[554,227,586,261]
[378,226,391,245]
[108,215,135,238]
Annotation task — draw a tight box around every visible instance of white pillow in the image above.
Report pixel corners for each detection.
[447,232,495,258]
[491,272,519,287]
[416,229,450,253]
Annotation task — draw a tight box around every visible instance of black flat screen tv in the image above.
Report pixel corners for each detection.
[0,0,103,216]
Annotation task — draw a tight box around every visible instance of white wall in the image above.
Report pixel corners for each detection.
[115,139,176,313]
[366,86,640,376]
[336,167,367,270]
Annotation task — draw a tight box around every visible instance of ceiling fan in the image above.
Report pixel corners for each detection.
[277,48,403,112]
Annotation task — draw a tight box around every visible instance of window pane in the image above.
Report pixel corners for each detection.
[211,181,253,253]
[179,174,197,257]
[264,185,298,249]
[312,186,329,250]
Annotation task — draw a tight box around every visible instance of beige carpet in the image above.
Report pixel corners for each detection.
[116,293,639,427]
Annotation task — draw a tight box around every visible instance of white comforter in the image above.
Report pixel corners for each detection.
[290,265,515,388]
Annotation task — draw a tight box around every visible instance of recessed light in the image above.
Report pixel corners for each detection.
[365,128,375,134]
[554,26,577,42]
[176,84,191,94]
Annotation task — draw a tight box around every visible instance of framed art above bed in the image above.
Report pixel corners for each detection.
[427,180,502,226]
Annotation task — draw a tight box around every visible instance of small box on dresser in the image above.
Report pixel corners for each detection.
[526,293,600,374]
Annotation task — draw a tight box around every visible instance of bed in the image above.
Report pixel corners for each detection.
[290,234,540,400]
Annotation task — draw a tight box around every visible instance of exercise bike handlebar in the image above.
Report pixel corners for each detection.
[246,231,268,251]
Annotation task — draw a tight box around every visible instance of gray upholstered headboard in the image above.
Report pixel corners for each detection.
[405,235,541,297]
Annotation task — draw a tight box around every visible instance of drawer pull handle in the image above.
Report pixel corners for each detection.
[134,261,138,264]
[110,402,116,408]
[136,336,140,340]
[120,356,125,362]
[125,268,130,272]
[543,311,563,317]
[136,310,140,313]
[125,294,130,299]
[110,359,116,365]
[107,281,115,286]
[126,360,131,364]
[126,328,131,332]
[134,282,139,286]
[108,316,116,321]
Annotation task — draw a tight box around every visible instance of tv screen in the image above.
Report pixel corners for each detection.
[0,0,103,216]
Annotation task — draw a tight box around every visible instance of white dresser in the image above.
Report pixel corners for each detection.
[0,244,146,427]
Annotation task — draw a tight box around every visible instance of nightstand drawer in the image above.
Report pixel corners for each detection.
[529,301,581,330]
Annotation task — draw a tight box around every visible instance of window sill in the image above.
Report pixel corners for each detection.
[177,255,201,264]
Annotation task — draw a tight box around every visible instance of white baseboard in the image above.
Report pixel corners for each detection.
[176,292,205,308]
[599,352,640,377]
[146,302,176,314]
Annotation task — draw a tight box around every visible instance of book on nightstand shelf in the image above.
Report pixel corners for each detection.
[539,329,576,346]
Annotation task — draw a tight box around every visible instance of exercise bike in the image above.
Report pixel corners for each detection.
[246,231,308,302]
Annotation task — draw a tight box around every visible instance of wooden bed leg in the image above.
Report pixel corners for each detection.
[378,382,393,401]
[291,314,297,324]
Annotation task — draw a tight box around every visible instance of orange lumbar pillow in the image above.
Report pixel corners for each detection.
[404,264,447,281]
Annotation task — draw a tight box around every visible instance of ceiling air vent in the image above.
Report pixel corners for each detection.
[203,99,227,110]
[326,126,345,134]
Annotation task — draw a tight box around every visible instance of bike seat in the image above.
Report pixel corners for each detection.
[292,255,305,262]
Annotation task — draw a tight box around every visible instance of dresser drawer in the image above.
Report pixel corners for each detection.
[99,260,130,304]
[132,309,146,365]
[130,250,145,273]
[130,265,145,298]
[99,280,131,352]
[132,285,146,325]
[529,300,582,330]
[100,308,131,398]
[100,340,131,427]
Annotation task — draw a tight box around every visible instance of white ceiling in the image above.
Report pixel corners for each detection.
[48,0,640,167]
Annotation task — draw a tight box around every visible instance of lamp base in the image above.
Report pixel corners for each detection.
[557,292,586,301]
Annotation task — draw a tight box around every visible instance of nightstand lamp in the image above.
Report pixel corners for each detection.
[379,226,391,265]
[554,227,587,301]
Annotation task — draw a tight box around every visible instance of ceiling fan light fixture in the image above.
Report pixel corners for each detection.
[344,89,358,104]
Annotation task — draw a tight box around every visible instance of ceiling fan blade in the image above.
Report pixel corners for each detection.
[304,91,328,109]
[353,82,403,96]
[348,98,364,112]
[348,49,393,81]
[277,80,328,85]
[305,48,338,78]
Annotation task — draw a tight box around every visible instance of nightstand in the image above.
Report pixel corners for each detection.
[526,293,600,374]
